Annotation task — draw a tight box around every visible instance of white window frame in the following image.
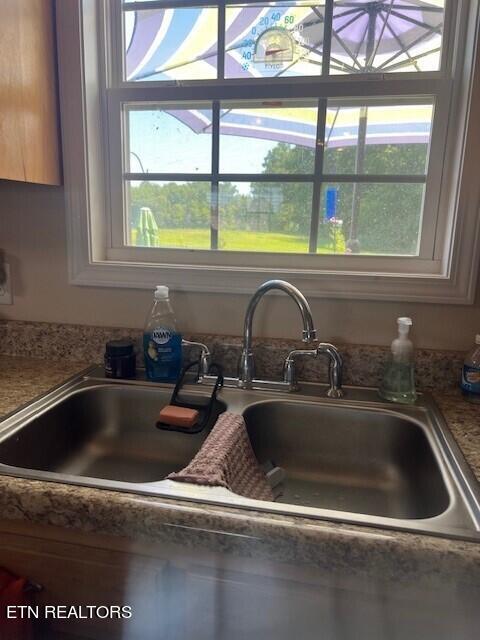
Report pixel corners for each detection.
[57,0,480,302]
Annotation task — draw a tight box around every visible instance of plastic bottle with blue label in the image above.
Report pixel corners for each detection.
[461,335,480,403]
[143,286,182,382]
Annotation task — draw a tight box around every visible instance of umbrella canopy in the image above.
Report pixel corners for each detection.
[326,0,444,73]
[169,102,432,149]
[124,2,439,155]
[125,1,445,81]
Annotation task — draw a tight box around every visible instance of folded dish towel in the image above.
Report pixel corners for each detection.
[0,568,34,640]
[168,412,274,501]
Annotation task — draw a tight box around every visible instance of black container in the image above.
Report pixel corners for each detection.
[104,339,136,379]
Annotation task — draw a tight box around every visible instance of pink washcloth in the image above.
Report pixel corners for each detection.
[168,412,273,501]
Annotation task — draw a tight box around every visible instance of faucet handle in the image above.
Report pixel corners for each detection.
[182,340,211,378]
[283,348,318,390]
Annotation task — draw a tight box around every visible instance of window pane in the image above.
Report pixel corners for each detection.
[225,2,325,79]
[218,182,312,252]
[323,102,434,175]
[127,181,212,249]
[126,107,212,174]
[318,182,425,255]
[124,7,217,82]
[331,1,445,74]
[123,1,445,82]
[219,102,317,174]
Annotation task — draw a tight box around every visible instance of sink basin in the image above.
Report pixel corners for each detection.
[243,401,449,520]
[0,366,478,540]
[0,385,219,483]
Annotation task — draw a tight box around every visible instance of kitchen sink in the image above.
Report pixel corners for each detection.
[243,401,449,520]
[0,366,478,541]
[0,385,221,483]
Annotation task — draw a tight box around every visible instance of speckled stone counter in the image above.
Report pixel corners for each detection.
[0,356,87,417]
[0,354,479,593]
[434,392,480,483]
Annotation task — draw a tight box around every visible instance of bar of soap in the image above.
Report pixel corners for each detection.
[158,405,199,428]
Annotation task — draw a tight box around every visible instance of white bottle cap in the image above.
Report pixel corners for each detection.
[391,316,413,358]
[475,334,480,345]
[397,317,413,336]
[155,285,169,300]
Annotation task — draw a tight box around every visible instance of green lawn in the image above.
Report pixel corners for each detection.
[131,227,345,254]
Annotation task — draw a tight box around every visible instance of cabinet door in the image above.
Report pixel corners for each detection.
[0,532,167,640]
[0,0,62,185]
[164,558,480,640]
[1,522,479,640]
[173,564,338,640]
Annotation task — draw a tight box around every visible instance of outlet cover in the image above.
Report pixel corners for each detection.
[0,263,13,305]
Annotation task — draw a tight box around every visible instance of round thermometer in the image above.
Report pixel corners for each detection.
[239,9,311,75]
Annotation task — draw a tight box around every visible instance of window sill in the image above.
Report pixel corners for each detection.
[69,255,478,304]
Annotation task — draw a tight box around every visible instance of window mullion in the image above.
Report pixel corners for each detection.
[217,2,226,80]
[123,0,218,10]
[217,174,314,182]
[322,0,334,76]
[123,173,427,184]
[309,98,328,254]
[211,101,220,250]
[322,174,427,184]
[111,78,448,103]
[308,0,334,255]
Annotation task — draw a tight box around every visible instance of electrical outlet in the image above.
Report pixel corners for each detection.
[0,263,13,305]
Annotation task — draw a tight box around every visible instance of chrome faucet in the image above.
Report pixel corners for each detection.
[238,280,317,388]
[283,343,344,398]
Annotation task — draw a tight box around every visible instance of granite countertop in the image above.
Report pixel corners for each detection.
[0,355,479,590]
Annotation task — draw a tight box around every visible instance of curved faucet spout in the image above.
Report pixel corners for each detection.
[238,280,317,387]
[317,342,344,398]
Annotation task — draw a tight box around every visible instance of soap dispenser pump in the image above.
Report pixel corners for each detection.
[379,317,417,404]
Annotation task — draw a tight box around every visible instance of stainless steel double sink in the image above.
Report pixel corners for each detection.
[0,366,479,540]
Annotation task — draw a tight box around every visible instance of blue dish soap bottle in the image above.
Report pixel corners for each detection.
[143,286,182,382]
[461,335,480,403]
[379,317,417,404]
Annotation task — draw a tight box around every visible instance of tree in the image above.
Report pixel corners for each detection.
[130,181,211,229]
[260,142,428,254]
[253,144,315,235]
[324,144,427,254]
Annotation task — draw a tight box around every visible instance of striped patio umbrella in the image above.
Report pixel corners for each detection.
[124,2,439,152]
[124,1,439,156]
[125,1,444,82]
[166,102,433,150]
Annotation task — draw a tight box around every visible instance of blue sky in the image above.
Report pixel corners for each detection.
[128,110,282,176]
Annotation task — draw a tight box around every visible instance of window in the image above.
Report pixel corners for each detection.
[57,1,480,301]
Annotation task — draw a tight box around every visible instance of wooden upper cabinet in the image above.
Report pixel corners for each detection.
[0,0,62,185]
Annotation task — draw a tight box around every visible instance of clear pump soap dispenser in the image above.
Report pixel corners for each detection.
[379,317,417,404]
